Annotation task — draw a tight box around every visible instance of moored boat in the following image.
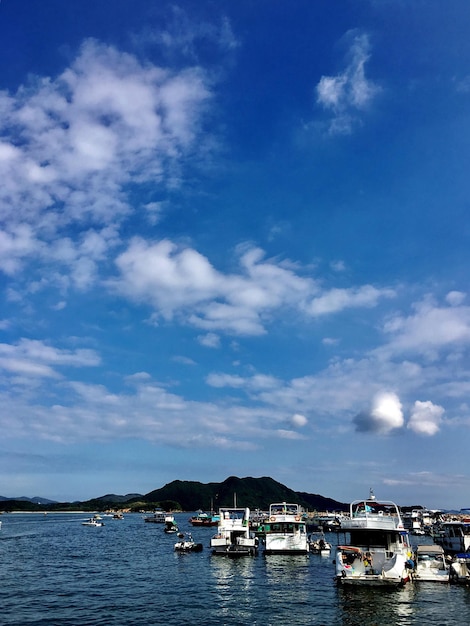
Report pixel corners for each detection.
[144,511,166,523]
[309,532,332,555]
[435,521,470,555]
[450,553,470,584]
[264,502,309,554]
[335,490,413,586]
[211,507,258,556]
[189,511,220,527]
[174,532,203,552]
[164,515,179,533]
[413,545,449,582]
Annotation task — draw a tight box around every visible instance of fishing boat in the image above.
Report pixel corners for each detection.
[413,545,449,582]
[450,553,470,584]
[335,490,413,586]
[435,521,470,555]
[210,507,258,557]
[189,511,220,527]
[264,502,309,554]
[174,532,203,552]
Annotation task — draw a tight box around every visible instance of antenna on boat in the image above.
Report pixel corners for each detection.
[369,488,376,501]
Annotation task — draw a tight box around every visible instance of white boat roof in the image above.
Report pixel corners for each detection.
[416,544,444,554]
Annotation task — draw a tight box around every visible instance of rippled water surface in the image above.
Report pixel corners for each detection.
[1,513,470,625]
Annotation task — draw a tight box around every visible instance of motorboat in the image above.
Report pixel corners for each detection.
[144,511,166,523]
[264,502,309,554]
[211,507,258,556]
[189,511,220,527]
[335,490,413,586]
[174,532,203,552]
[435,521,470,555]
[163,515,179,533]
[450,553,470,584]
[82,517,105,527]
[413,545,449,582]
[309,532,332,555]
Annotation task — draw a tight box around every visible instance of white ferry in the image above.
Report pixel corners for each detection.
[335,490,413,586]
[264,502,309,554]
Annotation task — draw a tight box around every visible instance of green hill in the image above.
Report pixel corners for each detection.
[139,475,346,512]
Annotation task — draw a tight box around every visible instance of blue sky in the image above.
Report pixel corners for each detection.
[1,0,470,509]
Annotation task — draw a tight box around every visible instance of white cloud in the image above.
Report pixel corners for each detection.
[275,429,305,440]
[380,299,470,358]
[306,285,395,316]
[198,333,221,348]
[408,400,444,436]
[291,413,308,427]
[353,391,404,435]
[0,39,212,286]
[446,291,466,306]
[111,238,394,336]
[0,339,100,380]
[206,372,278,391]
[316,32,380,134]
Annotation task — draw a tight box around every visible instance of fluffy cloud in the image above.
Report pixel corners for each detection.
[0,39,212,280]
[316,32,380,134]
[291,413,308,427]
[408,400,444,436]
[112,238,394,336]
[380,298,470,358]
[353,391,404,435]
[0,339,100,379]
[306,285,395,316]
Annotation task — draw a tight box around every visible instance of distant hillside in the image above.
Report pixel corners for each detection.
[140,476,347,512]
[90,493,142,504]
[0,496,57,504]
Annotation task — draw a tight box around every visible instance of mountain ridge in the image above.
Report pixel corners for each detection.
[0,476,347,512]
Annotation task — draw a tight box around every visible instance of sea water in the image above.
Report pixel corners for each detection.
[1,512,469,625]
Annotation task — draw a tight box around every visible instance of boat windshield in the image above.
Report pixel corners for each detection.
[352,501,399,518]
[270,503,300,516]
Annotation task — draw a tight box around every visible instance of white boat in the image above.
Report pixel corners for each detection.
[174,532,203,552]
[264,502,309,554]
[144,511,166,523]
[335,490,413,587]
[450,553,470,584]
[211,507,258,556]
[163,514,179,533]
[435,521,470,555]
[82,517,104,527]
[309,532,331,555]
[413,545,449,582]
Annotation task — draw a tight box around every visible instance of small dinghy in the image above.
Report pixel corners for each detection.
[174,532,203,552]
